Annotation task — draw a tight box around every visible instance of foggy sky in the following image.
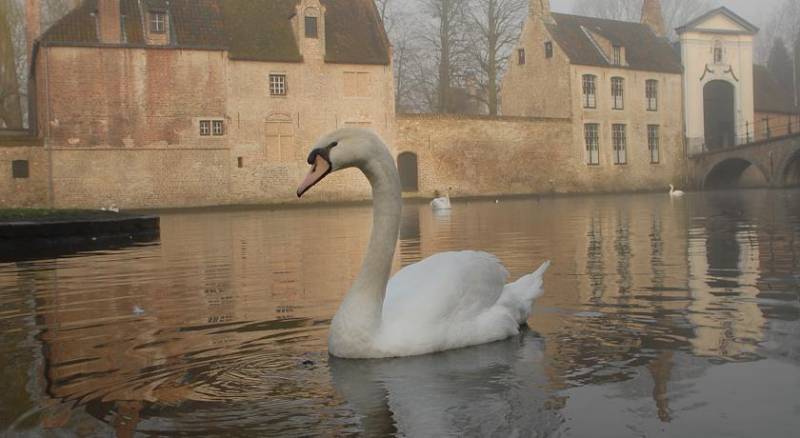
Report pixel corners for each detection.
[551,0,784,28]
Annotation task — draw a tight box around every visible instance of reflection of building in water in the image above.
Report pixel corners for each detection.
[688,222,765,358]
[20,205,381,432]
[534,195,693,422]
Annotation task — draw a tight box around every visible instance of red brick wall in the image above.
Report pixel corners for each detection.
[0,145,49,208]
[40,46,228,148]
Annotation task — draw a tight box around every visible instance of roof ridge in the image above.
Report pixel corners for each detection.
[552,12,650,27]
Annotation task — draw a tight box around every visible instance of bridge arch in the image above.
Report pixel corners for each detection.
[703,157,770,190]
[781,149,800,187]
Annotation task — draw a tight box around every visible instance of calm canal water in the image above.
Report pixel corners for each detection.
[1,189,799,437]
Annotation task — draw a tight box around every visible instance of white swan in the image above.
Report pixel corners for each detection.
[297,128,550,359]
[669,184,685,197]
[430,189,451,210]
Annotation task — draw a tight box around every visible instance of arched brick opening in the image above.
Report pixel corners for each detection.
[782,150,800,187]
[397,152,418,192]
[704,158,768,190]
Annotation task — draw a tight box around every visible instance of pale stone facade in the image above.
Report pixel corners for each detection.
[23,0,395,208]
[501,0,687,190]
[677,8,758,154]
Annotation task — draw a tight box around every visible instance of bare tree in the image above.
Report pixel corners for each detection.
[756,0,800,63]
[420,0,468,113]
[795,34,800,107]
[573,0,718,41]
[768,38,794,94]
[392,20,426,112]
[465,0,527,115]
[42,0,75,31]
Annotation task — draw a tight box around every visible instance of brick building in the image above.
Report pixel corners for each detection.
[22,0,394,207]
[501,0,686,192]
[753,64,800,141]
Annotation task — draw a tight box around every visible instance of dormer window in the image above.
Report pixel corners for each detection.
[713,41,723,63]
[612,45,622,65]
[305,16,318,38]
[149,11,167,34]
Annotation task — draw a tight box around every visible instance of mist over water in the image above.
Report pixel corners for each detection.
[1,189,799,436]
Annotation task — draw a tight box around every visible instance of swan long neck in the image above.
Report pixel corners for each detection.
[337,145,401,332]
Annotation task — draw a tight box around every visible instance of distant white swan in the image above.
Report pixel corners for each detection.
[669,184,685,198]
[297,128,550,359]
[430,190,451,210]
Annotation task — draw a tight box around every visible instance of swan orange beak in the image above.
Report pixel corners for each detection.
[297,154,332,197]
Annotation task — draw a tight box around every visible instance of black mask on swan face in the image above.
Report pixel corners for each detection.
[296,128,384,198]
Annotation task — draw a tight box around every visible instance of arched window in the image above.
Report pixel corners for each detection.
[582,74,596,109]
[397,152,419,192]
[713,40,723,63]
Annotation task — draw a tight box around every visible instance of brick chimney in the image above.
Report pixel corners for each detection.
[98,0,122,44]
[641,0,666,38]
[26,0,41,64]
[530,0,555,24]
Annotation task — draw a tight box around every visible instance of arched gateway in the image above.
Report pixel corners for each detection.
[703,80,736,150]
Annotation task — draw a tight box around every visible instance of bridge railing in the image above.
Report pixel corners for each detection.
[687,114,800,156]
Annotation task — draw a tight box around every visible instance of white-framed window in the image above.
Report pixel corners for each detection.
[149,11,166,34]
[269,74,287,96]
[584,123,600,165]
[212,120,225,136]
[612,124,627,164]
[648,125,660,164]
[646,79,658,111]
[199,119,224,137]
[612,45,622,65]
[199,120,211,136]
[582,74,596,109]
[611,77,624,110]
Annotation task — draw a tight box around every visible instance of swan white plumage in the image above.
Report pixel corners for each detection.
[430,190,451,210]
[669,184,685,197]
[297,128,550,359]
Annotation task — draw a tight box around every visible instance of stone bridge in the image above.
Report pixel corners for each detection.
[688,133,800,190]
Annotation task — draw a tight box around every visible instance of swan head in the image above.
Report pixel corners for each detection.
[297,128,387,197]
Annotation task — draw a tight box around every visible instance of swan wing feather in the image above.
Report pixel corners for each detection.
[383,251,508,326]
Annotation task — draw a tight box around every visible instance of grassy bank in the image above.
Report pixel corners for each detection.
[0,209,126,222]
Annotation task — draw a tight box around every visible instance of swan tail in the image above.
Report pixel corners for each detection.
[497,261,551,324]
